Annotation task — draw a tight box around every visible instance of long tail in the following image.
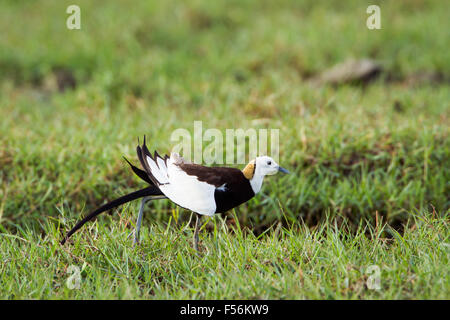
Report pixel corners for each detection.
[61,186,164,244]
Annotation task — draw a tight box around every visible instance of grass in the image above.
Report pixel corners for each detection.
[1,210,448,299]
[0,0,449,299]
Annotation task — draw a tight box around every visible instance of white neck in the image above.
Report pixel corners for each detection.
[249,167,265,194]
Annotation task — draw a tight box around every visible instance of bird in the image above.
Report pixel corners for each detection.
[61,137,290,251]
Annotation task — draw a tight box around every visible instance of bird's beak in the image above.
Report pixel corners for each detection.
[278,166,290,174]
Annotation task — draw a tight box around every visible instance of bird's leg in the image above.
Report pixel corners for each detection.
[133,196,149,245]
[129,195,166,245]
[193,213,202,252]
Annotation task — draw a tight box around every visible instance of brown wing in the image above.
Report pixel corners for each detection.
[177,163,245,188]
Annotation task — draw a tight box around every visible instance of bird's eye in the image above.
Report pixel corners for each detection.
[267,161,272,165]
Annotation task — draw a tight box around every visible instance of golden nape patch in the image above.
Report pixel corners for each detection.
[242,160,256,179]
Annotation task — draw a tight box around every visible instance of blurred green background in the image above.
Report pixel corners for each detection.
[0,0,448,232]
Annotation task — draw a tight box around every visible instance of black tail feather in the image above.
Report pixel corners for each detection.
[123,156,154,185]
[136,140,160,186]
[61,186,164,244]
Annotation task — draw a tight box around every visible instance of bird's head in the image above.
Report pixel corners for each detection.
[242,156,290,180]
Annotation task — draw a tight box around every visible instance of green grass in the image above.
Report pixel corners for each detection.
[0,0,449,299]
[1,210,448,299]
